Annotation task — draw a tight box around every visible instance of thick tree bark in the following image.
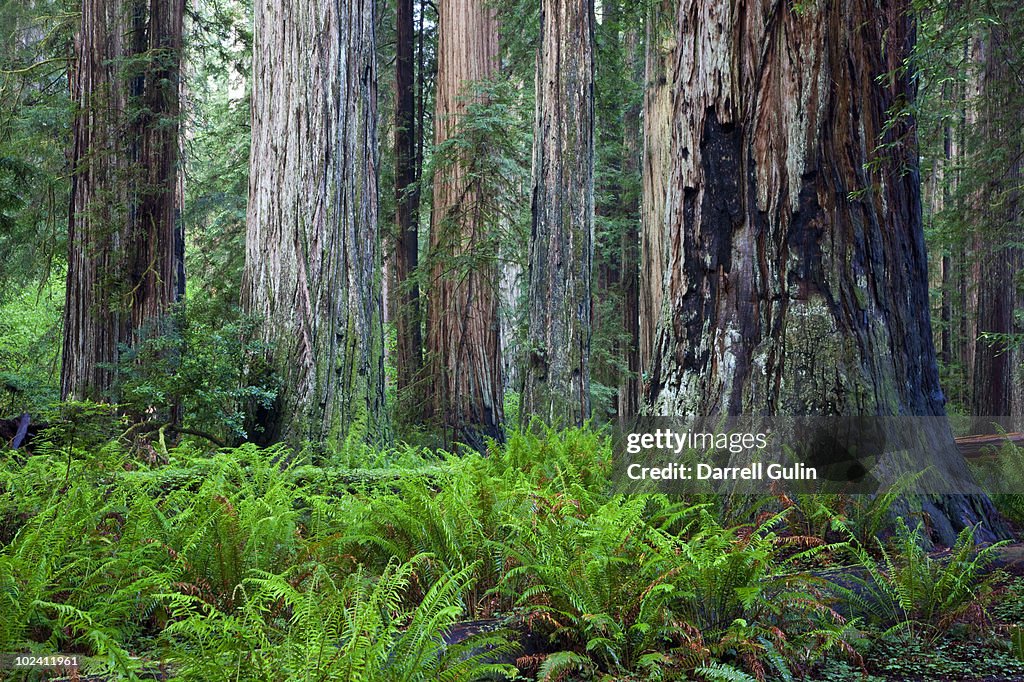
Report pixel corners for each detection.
[499,258,524,393]
[62,0,185,401]
[243,0,386,446]
[522,0,595,426]
[394,0,424,416]
[646,0,1005,544]
[638,0,674,383]
[425,0,504,449]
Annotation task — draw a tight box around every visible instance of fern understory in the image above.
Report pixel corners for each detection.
[0,423,1021,681]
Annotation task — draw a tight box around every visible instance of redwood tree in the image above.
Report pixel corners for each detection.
[917,1,1024,423]
[393,0,424,414]
[243,0,386,445]
[967,10,1024,423]
[425,0,504,448]
[62,0,185,401]
[619,24,642,421]
[522,0,595,426]
[645,0,1004,543]
[638,0,674,380]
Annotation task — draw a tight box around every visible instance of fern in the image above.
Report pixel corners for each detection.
[695,661,758,681]
[838,516,1006,643]
[162,555,515,681]
[536,650,594,681]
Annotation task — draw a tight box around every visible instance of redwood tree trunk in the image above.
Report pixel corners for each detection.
[394,0,424,416]
[243,0,386,446]
[425,0,504,449]
[619,24,642,421]
[522,0,595,426]
[638,0,674,382]
[973,247,1024,421]
[62,0,185,401]
[646,0,1004,544]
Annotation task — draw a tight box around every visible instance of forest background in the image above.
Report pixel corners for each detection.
[0,0,1021,449]
[1,0,1024,679]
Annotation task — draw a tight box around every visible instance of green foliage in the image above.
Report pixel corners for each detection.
[837,517,1005,644]
[0,4,71,413]
[503,391,522,433]
[163,556,517,681]
[181,0,253,315]
[992,575,1024,626]
[914,0,1024,410]
[504,499,854,679]
[0,439,518,679]
[505,495,682,674]
[415,76,532,434]
[0,444,162,676]
[426,75,532,260]
[342,458,515,615]
[786,477,916,556]
[588,0,643,423]
[501,423,612,491]
[815,638,1024,682]
[0,426,1013,680]
[107,300,276,443]
[38,399,127,453]
[968,438,1024,526]
[0,0,73,303]
[866,636,1024,680]
[0,278,62,413]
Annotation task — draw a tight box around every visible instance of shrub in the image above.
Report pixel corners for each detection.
[504,497,855,681]
[162,555,518,681]
[838,517,1006,643]
[0,282,62,415]
[108,299,276,445]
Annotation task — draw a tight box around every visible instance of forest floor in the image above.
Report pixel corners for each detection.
[3,427,1024,681]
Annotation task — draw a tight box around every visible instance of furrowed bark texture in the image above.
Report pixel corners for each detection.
[647,0,1004,544]
[499,244,524,394]
[425,0,504,449]
[639,0,675,380]
[63,0,185,401]
[522,0,595,426]
[243,0,386,446]
[393,0,423,410]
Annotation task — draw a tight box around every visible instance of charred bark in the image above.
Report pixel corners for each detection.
[646,0,1006,544]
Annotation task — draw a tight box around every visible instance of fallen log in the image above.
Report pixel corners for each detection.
[1,413,38,451]
[955,432,1024,459]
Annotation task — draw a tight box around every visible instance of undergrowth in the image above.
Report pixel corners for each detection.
[0,423,1013,681]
